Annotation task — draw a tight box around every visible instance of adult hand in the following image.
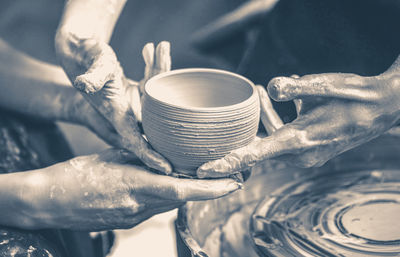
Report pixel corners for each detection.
[197,71,400,177]
[21,149,241,231]
[56,34,172,174]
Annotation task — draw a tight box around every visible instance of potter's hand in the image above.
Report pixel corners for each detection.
[56,36,172,174]
[198,71,400,177]
[20,149,240,231]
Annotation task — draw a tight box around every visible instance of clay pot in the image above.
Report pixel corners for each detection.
[142,68,259,175]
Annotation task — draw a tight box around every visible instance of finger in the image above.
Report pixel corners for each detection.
[169,178,242,201]
[136,171,242,201]
[197,136,288,178]
[142,42,155,82]
[74,40,119,94]
[293,99,302,116]
[256,85,283,134]
[154,41,171,74]
[111,104,172,173]
[119,127,173,174]
[267,74,376,102]
[129,84,142,123]
[139,147,173,174]
[115,128,171,173]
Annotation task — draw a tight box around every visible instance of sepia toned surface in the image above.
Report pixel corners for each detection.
[0,0,400,256]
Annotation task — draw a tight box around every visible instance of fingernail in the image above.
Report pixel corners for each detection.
[161,163,173,175]
[152,160,172,175]
[156,156,173,175]
[267,79,281,100]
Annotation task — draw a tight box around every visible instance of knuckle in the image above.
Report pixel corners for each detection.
[267,78,283,99]
[283,128,313,153]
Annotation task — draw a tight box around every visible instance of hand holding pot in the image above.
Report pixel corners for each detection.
[198,58,400,177]
[56,34,172,174]
[13,149,241,231]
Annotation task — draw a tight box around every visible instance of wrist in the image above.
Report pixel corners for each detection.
[34,84,85,124]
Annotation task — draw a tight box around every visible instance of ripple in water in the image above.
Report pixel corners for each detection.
[250,169,400,256]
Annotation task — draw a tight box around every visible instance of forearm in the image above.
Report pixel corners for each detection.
[0,164,81,230]
[56,0,127,44]
[0,39,82,123]
[0,169,51,229]
[0,79,82,124]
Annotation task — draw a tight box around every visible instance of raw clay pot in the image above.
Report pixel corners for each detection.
[142,68,259,175]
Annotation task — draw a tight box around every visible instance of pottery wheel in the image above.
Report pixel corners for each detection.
[250,169,400,256]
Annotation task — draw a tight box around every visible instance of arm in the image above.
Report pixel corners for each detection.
[198,55,400,177]
[0,39,74,122]
[55,0,127,82]
[0,38,125,146]
[0,149,240,231]
[56,0,126,43]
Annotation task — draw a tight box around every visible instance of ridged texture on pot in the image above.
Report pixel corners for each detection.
[142,68,259,175]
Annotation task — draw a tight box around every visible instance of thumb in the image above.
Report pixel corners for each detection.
[267,73,373,102]
[74,40,120,94]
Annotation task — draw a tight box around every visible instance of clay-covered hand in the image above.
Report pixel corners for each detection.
[197,71,400,177]
[56,36,172,174]
[20,149,241,231]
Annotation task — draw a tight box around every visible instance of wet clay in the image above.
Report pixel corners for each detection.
[143,69,260,174]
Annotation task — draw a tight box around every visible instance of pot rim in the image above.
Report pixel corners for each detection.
[144,68,258,112]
